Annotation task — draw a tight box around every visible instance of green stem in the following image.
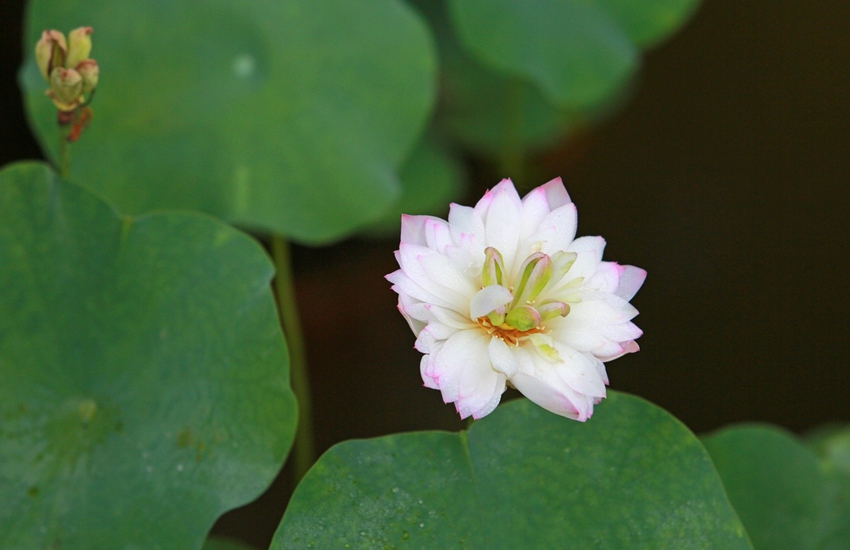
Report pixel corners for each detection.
[500,80,526,186]
[271,235,316,483]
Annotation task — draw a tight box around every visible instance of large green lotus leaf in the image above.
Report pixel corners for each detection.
[409,0,579,156]
[21,0,436,243]
[807,424,850,477]
[361,133,464,237]
[271,393,752,549]
[703,425,850,550]
[448,0,699,109]
[0,162,297,549]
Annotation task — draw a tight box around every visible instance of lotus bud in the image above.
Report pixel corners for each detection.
[537,300,570,323]
[487,305,506,327]
[35,30,67,80]
[549,251,577,288]
[48,68,83,111]
[66,26,93,68]
[505,305,541,332]
[76,59,99,94]
[481,247,506,287]
[513,253,552,306]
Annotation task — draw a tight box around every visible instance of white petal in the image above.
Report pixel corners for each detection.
[509,345,603,421]
[423,216,455,255]
[565,236,606,279]
[594,357,610,385]
[519,185,553,239]
[445,245,478,278]
[539,177,571,209]
[525,202,577,256]
[469,285,513,319]
[550,327,607,353]
[598,321,643,342]
[424,304,477,330]
[430,330,502,414]
[417,248,478,299]
[461,372,506,420]
[400,214,431,246]
[584,261,621,294]
[386,268,457,312]
[488,337,519,378]
[475,178,522,220]
[398,244,469,311]
[595,340,640,362]
[420,355,439,389]
[396,295,426,336]
[551,343,607,398]
[420,341,443,383]
[414,321,457,353]
[510,371,590,421]
[565,295,639,330]
[448,203,485,259]
[483,181,523,270]
[614,265,646,301]
[397,292,429,324]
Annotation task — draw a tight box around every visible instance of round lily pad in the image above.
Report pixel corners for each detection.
[272,393,752,549]
[0,162,296,549]
[410,0,580,156]
[448,0,700,109]
[703,425,850,550]
[21,0,436,243]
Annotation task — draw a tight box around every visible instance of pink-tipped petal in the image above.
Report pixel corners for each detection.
[565,236,607,279]
[510,371,587,421]
[448,203,485,258]
[400,214,431,246]
[519,186,552,238]
[539,177,571,210]
[526,202,578,256]
[424,216,454,255]
[420,355,440,389]
[584,261,621,294]
[431,329,496,409]
[615,265,647,301]
[483,183,523,269]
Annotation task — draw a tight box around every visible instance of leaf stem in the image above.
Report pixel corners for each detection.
[500,79,526,186]
[271,235,316,483]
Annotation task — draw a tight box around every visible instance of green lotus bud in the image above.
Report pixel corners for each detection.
[35,30,67,80]
[487,306,506,327]
[505,305,541,332]
[537,300,570,323]
[549,251,577,289]
[76,59,99,94]
[48,67,83,111]
[481,247,506,287]
[513,252,552,306]
[66,26,93,68]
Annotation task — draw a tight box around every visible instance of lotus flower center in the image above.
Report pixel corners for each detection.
[476,314,547,346]
[475,247,579,346]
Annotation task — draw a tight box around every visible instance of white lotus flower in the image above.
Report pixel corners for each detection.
[386,178,645,421]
